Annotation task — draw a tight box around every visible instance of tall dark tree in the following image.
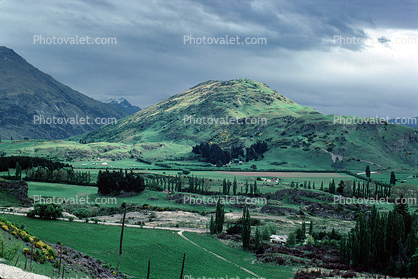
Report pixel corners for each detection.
[232,177,237,195]
[15,161,22,179]
[329,179,336,194]
[215,198,225,234]
[209,215,215,235]
[222,179,227,195]
[390,171,396,185]
[241,206,251,250]
[254,226,261,250]
[366,165,371,178]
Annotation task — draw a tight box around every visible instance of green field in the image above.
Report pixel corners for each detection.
[1,214,292,279]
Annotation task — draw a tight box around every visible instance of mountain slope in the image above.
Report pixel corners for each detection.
[107,98,141,115]
[80,79,418,168]
[81,79,317,143]
[0,46,127,140]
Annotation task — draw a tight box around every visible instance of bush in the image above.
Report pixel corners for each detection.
[266,222,277,235]
[262,226,271,240]
[286,232,296,247]
[27,203,63,220]
[74,208,90,219]
[182,169,190,175]
[306,235,315,245]
[226,224,242,234]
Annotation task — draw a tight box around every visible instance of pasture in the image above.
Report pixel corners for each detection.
[1,214,293,279]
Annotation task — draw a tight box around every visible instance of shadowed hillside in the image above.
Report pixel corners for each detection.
[0,46,127,140]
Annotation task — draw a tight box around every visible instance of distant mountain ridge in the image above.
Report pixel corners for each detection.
[388,117,418,128]
[0,46,127,140]
[107,98,141,115]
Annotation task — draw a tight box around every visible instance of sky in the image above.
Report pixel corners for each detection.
[0,0,417,118]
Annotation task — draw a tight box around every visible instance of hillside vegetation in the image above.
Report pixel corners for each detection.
[76,79,417,169]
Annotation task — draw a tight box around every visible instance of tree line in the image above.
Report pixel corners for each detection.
[25,167,92,185]
[97,169,146,195]
[0,156,70,173]
[192,141,268,166]
[339,202,418,276]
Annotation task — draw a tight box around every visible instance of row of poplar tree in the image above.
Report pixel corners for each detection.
[339,202,418,276]
[148,174,261,196]
[290,179,393,199]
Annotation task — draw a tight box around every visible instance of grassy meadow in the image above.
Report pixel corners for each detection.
[0,214,293,279]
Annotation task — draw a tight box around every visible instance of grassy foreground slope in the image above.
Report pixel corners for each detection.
[1,215,293,279]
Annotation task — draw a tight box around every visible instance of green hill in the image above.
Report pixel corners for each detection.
[76,79,418,169]
[79,79,318,143]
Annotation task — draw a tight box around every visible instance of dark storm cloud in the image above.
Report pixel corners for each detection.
[0,0,416,117]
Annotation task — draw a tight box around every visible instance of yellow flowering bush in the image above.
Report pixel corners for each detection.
[0,217,57,261]
[36,240,45,249]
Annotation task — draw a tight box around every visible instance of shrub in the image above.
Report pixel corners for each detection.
[35,240,45,248]
[306,235,315,245]
[286,232,296,247]
[262,226,270,240]
[266,222,277,235]
[27,203,63,220]
[74,208,90,219]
